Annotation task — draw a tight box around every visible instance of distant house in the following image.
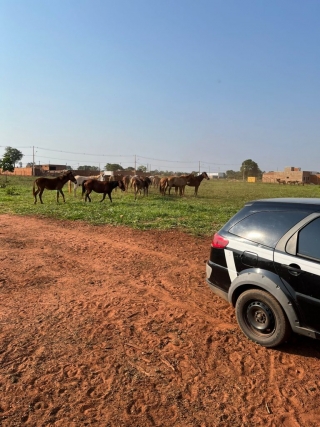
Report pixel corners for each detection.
[262,166,320,184]
[207,172,226,179]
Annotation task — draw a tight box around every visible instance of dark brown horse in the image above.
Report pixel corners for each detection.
[82,179,125,202]
[33,170,77,204]
[131,176,152,200]
[186,171,210,196]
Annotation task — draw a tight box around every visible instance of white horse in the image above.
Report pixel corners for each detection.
[69,173,104,197]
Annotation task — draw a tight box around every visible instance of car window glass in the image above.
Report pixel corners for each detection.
[298,217,320,260]
[228,211,307,248]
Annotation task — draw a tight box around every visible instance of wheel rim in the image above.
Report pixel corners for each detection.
[245,301,275,334]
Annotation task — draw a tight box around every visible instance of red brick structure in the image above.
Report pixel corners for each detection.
[262,166,320,184]
[1,164,100,177]
[1,165,147,178]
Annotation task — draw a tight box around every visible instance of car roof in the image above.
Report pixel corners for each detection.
[245,198,320,210]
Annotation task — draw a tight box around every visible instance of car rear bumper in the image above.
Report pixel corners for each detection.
[206,262,229,302]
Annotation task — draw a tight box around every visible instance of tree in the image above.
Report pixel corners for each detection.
[226,170,243,180]
[2,147,23,167]
[240,159,262,180]
[137,165,147,173]
[0,147,23,181]
[0,154,15,173]
[226,170,237,179]
[78,165,99,171]
[105,163,124,171]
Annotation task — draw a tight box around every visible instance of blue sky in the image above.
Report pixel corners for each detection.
[1,0,320,173]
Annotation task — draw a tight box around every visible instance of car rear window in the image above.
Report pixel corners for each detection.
[298,217,320,260]
[228,211,307,248]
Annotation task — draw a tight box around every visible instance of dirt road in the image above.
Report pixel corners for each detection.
[0,214,320,426]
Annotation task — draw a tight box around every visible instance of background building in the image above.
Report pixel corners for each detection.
[262,166,320,184]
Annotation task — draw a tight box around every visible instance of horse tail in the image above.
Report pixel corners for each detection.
[68,179,72,193]
[32,180,36,196]
[81,181,87,198]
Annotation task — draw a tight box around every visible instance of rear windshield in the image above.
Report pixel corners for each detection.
[228,211,307,248]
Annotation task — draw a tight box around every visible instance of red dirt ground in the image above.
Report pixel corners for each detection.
[1,214,320,427]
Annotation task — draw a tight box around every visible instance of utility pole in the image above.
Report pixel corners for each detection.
[32,146,35,176]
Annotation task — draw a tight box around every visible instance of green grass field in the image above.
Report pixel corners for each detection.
[1,175,319,236]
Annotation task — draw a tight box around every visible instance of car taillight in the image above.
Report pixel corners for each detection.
[211,233,229,248]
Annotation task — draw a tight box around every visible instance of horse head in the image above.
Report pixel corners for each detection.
[67,171,77,184]
[118,180,126,191]
[202,172,210,180]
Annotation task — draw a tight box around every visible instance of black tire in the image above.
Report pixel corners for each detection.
[235,289,291,348]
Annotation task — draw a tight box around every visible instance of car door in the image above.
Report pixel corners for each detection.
[274,216,320,331]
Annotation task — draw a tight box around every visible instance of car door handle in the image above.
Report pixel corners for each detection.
[281,263,302,276]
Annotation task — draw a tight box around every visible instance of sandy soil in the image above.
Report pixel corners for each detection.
[1,214,320,427]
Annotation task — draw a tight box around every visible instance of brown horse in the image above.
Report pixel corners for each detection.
[167,174,193,196]
[186,171,209,196]
[276,178,287,185]
[82,179,125,202]
[152,175,161,188]
[159,177,168,195]
[122,175,131,191]
[33,170,77,204]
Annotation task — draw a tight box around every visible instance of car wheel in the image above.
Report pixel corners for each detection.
[235,289,291,348]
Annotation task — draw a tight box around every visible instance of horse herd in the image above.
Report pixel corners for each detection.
[32,170,210,204]
[276,178,304,185]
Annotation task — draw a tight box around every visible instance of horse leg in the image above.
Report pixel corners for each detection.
[85,191,91,202]
[56,189,65,203]
[163,181,167,195]
[34,188,40,204]
[74,183,78,197]
[39,189,44,204]
[100,192,107,202]
[108,192,112,202]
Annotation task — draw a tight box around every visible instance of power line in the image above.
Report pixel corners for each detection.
[0,145,241,169]
[30,146,240,165]
[34,146,134,157]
